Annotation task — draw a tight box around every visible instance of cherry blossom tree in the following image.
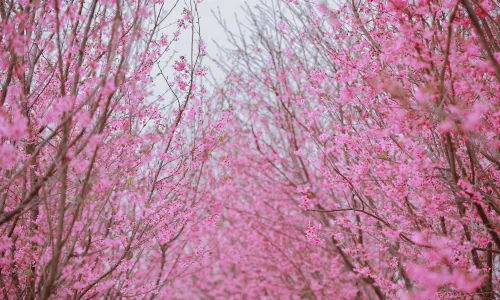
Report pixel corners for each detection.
[181,0,500,299]
[2,0,500,298]
[0,0,227,298]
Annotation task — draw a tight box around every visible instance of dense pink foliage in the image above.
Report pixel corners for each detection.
[0,0,227,298]
[1,0,499,299]
[196,0,499,299]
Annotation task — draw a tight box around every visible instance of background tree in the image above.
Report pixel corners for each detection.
[187,0,500,298]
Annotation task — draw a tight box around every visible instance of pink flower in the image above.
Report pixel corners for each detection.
[0,113,28,140]
[438,120,454,133]
[174,60,187,72]
[0,143,17,169]
[463,102,488,131]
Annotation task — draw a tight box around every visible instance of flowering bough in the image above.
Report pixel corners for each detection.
[184,0,500,299]
[2,0,500,298]
[0,0,227,298]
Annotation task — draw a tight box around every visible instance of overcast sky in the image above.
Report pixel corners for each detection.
[150,0,259,99]
[198,0,258,54]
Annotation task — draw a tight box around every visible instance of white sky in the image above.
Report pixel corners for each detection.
[151,0,259,99]
[197,0,261,77]
[198,0,257,52]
